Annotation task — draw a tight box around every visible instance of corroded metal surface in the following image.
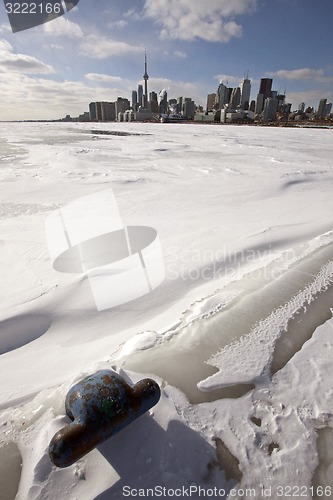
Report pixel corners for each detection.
[49,370,160,468]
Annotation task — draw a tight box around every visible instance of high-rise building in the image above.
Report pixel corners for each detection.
[263,97,278,122]
[159,90,168,114]
[298,102,305,113]
[101,102,115,121]
[138,84,143,107]
[259,78,273,100]
[95,102,102,121]
[148,92,159,113]
[177,96,183,114]
[229,87,241,109]
[240,78,251,110]
[89,102,97,121]
[132,90,138,109]
[276,94,286,110]
[325,103,332,116]
[255,93,264,114]
[215,82,229,109]
[183,99,195,119]
[167,98,177,114]
[206,93,216,112]
[317,98,327,117]
[115,97,130,118]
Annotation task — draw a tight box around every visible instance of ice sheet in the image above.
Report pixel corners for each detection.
[0,122,333,499]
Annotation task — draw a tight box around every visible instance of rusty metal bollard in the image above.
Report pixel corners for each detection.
[49,370,160,468]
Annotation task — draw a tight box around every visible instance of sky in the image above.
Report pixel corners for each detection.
[0,0,333,120]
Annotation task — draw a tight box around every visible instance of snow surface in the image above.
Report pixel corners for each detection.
[0,122,333,499]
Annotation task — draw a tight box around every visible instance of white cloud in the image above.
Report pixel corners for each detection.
[214,73,241,84]
[123,8,142,21]
[80,35,143,59]
[267,68,333,87]
[0,38,55,74]
[174,50,187,59]
[41,17,143,59]
[0,69,129,120]
[268,68,324,81]
[43,16,84,38]
[0,24,11,34]
[85,73,123,83]
[143,0,257,42]
[214,73,259,86]
[107,20,128,29]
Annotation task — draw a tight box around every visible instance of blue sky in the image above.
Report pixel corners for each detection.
[0,0,332,120]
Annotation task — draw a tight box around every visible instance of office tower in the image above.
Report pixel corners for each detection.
[250,100,256,112]
[132,90,138,109]
[150,91,158,102]
[138,84,143,107]
[277,94,286,110]
[115,97,130,118]
[229,87,241,109]
[101,102,115,121]
[183,99,195,119]
[143,50,149,101]
[240,78,251,110]
[95,102,102,121]
[259,78,272,100]
[148,91,159,113]
[89,102,97,121]
[215,82,229,109]
[282,103,292,115]
[317,98,327,117]
[263,97,278,122]
[206,93,216,112]
[159,90,168,114]
[255,93,264,114]
[177,96,183,114]
[142,94,147,109]
[325,103,332,116]
[298,102,305,113]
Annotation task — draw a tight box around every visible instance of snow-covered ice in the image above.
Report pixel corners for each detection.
[0,122,333,499]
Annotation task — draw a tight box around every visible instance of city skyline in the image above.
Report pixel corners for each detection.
[0,0,333,121]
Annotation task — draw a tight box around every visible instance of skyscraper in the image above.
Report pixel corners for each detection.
[240,77,251,110]
[259,78,272,100]
[206,93,216,112]
[132,90,138,109]
[158,89,168,114]
[317,98,327,118]
[89,102,97,121]
[263,97,278,122]
[229,87,241,109]
[255,93,264,114]
[138,84,143,107]
[215,82,229,109]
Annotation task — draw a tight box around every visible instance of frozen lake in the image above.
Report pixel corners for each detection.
[0,122,333,499]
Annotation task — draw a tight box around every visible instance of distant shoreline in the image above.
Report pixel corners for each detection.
[0,119,332,129]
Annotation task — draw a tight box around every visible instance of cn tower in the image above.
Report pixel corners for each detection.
[143,49,149,98]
